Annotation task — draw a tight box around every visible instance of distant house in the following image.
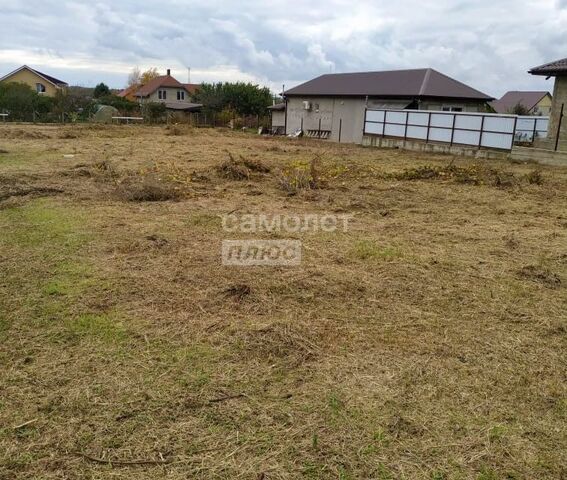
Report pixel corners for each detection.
[529,58,567,151]
[117,84,138,102]
[0,65,68,96]
[131,69,202,113]
[490,91,552,115]
[283,68,494,143]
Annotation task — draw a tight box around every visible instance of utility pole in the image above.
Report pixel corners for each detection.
[187,67,191,83]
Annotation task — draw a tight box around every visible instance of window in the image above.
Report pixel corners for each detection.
[177,90,185,101]
[36,83,46,93]
[442,106,463,112]
[158,89,167,100]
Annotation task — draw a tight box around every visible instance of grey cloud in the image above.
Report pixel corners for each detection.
[0,0,564,94]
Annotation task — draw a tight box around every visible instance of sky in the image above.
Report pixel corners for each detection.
[0,0,566,97]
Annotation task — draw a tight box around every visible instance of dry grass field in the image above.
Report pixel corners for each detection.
[0,123,566,479]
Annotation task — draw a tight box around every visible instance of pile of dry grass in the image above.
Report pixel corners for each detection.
[115,175,182,202]
[275,156,323,194]
[391,163,544,188]
[216,153,270,180]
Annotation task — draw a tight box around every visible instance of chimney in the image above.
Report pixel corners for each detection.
[167,69,171,76]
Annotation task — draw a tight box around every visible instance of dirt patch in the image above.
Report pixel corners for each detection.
[517,265,561,288]
[235,322,319,363]
[0,129,51,139]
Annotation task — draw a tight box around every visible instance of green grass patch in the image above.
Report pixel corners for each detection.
[0,198,88,249]
[67,313,127,343]
[351,240,402,261]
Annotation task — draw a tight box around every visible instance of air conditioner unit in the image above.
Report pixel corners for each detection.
[303,101,312,111]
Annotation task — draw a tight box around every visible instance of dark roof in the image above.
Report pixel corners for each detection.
[284,68,493,100]
[29,67,68,87]
[164,101,202,111]
[135,74,190,97]
[490,91,550,114]
[529,58,567,76]
[267,102,285,111]
[0,65,68,87]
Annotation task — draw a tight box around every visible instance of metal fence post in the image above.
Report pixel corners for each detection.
[425,112,431,143]
[478,115,485,149]
[449,114,456,146]
[555,103,564,152]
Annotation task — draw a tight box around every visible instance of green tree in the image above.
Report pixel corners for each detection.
[194,82,272,116]
[509,102,530,116]
[93,82,111,98]
[0,82,52,121]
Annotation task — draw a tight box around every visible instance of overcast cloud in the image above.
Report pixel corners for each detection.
[0,0,566,96]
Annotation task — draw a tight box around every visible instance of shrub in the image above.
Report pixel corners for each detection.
[142,102,167,123]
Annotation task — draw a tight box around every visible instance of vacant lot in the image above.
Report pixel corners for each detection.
[0,123,566,479]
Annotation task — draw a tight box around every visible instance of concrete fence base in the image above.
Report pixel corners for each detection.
[361,135,509,160]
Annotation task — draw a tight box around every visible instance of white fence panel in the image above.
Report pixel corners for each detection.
[363,108,550,151]
[430,113,454,128]
[453,129,480,145]
[384,123,405,137]
[385,111,407,124]
[366,110,385,123]
[514,116,549,142]
[482,132,513,150]
[365,122,383,135]
[483,116,515,133]
[428,127,452,143]
[408,112,429,126]
[406,125,428,140]
[454,115,482,130]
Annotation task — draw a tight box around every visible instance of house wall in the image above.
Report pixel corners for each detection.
[532,94,552,116]
[286,97,367,143]
[285,96,487,143]
[146,87,191,103]
[419,100,485,112]
[546,77,567,150]
[1,68,61,96]
[271,110,285,127]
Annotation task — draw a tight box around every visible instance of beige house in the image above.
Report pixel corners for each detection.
[0,65,68,96]
[282,68,493,143]
[490,91,552,115]
[133,69,201,113]
[529,58,567,151]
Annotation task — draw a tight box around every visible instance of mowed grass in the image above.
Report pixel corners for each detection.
[0,123,566,479]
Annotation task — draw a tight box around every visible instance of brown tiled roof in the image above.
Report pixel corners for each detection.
[529,58,567,76]
[117,84,138,98]
[183,83,200,94]
[284,68,493,100]
[490,91,550,114]
[135,75,188,97]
